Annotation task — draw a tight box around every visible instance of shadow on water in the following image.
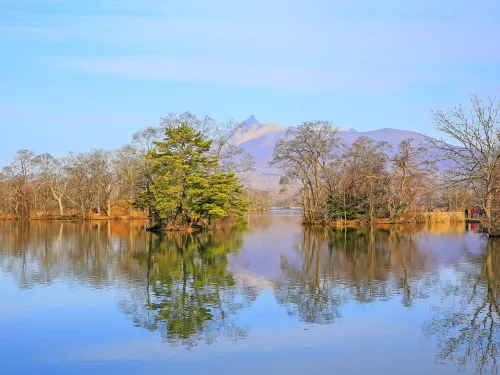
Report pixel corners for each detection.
[0,219,499,373]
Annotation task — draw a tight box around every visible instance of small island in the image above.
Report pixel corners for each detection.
[135,123,247,232]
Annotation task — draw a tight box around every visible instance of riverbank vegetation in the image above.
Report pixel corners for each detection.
[270,121,442,225]
[1,94,499,228]
[270,94,500,225]
[0,113,255,227]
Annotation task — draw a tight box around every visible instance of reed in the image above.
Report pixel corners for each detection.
[409,211,465,223]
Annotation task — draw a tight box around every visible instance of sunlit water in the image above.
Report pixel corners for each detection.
[1,212,499,375]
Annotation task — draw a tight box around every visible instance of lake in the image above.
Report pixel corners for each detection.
[1,212,498,375]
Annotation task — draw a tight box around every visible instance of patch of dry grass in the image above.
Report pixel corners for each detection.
[408,211,465,223]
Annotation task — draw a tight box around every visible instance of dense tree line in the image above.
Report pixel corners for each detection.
[271,94,500,223]
[270,122,440,223]
[0,148,125,219]
[0,112,256,220]
[2,94,498,224]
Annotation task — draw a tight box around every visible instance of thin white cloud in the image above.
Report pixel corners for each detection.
[55,55,478,94]
[2,0,500,93]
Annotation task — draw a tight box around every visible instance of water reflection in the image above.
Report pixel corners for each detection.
[0,220,150,287]
[119,223,254,347]
[0,218,498,374]
[424,238,500,374]
[0,220,252,347]
[274,225,441,325]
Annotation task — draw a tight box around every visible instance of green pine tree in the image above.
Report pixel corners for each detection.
[135,123,247,231]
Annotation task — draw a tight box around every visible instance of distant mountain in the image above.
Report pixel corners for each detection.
[233,115,284,146]
[236,116,432,196]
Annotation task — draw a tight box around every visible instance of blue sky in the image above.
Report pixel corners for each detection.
[1,0,499,165]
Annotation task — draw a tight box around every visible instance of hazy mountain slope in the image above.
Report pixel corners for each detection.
[339,128,428,155]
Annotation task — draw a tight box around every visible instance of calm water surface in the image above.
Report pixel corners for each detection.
[1,213,499,375]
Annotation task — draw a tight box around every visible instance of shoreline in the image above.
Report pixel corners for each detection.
[303,213,471,228]
[0,215,147,221]
[0,212,485,227]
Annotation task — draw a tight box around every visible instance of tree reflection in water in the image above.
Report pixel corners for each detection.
[275,225,434,324]
[424,238,500,375]
[2,219,499,372]
[0,220,150,287]
[0,220,254,348]
[119,222,254,347]
[274,226,346,324]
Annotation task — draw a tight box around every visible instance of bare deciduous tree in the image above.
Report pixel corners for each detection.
[36,153,69,216]
[344,137,391,223]
[2,150,37,218]
[389,139,433,219]
[270,121,343,223]
[160,112,255,173]
[427,94,500,217]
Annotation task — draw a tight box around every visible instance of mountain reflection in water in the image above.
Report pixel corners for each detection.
[0,214,499,374]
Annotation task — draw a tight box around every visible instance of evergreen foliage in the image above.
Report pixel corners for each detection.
[135,123,247,231]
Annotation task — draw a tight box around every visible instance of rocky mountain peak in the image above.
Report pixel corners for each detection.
[244,115,260,126]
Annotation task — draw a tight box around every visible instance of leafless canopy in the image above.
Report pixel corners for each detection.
[160,112,255,173]
[270,121,343,222]
[426,94,500,215]
[0,112,255,219]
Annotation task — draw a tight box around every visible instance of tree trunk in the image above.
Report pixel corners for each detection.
[106,184,112,217]
[369,181,375,223]
[57,198,64,216]
[486,189,493,218]
[303,189,308,222]
[96,192,101,215]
